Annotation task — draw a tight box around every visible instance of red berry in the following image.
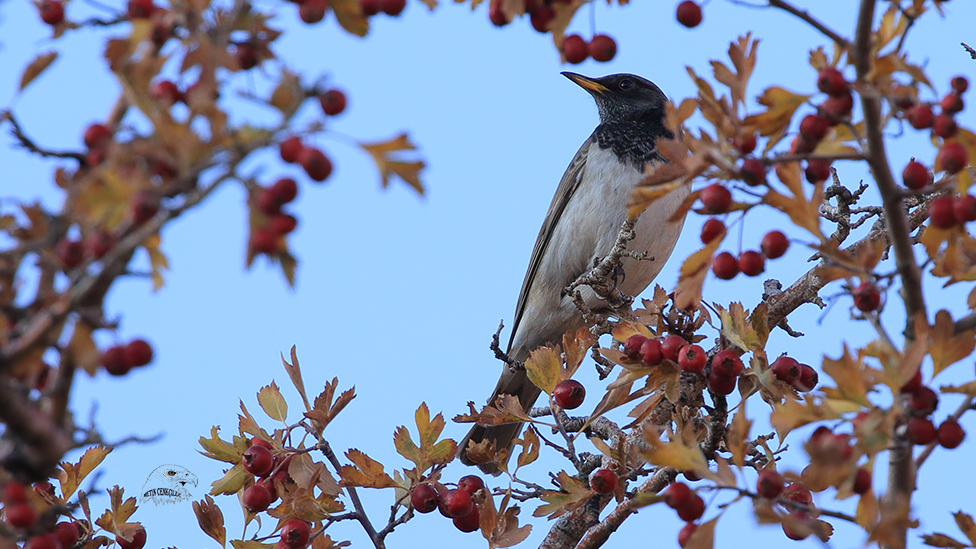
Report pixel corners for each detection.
[906,417,937,445]
[131,191,160,224]
[756,469,784,499]
[937,142,968,174]
[783,482,812,505]
[738,250,765,277]
[771,355,801,385]
[553,379,585,409]
[271,214,298,235]
[906,104,934,129]
[675,1,702,28]
[661,335,686,362]
[852,468,871,495]
[83,123,112,149]
[280,137,304,164]
[782,511,811,541]
[452,505,480,533]
[700,218,725,244]
[817,67,847,96]
[623,334,648,360]
[938,418,965,449]
[799,114,829,143]
[892,85,915,110]
[676,494,705,522]
[272,177,299,204]
[760,230,789,259]
[443,488,474,518]
[251,437,273,449]
[280,519,311,548]
[822,91,854,119]
[361,0,381,15]
[151,80,182,106]
[6,502,37,528]
[125,338,153,367]
[590,469,617,494]
[381,0,405,15]
[951,76,969,94]
[711,251,739,279]
[236,43,260,71]
[25,535,60,549]
[562,34,588,65]
[795,364,819,392]
[410,483,440,513]
[678,523,697,548]
[300,148,333,182]
[458,475,485,496]
[243,482,274,512]
[300,0,328,22]
[640,338,664,366]
[85,230,114,260]
[678,344,706,374]
[117,526,147,549]
[487,0,508,26]
[804,159,832,184]
[852,281,881,312]
[707,371,736,395]
[101,345,131,376]
[934,113,958,139]
[529,3,554,32]
[39,0,64,25]
[257,188,283,216]
[588,34,616,63]
[791,134,817,154]
[732,133,757,154]
[901,368,922,394]
[683,470,702,482]
[902,159,930,190]
[664,482,693,509]
[242,445,274,476]
[2,481,28,503]
[711,349,744,378]
[127,0,153,18]
[56,238,84,269]
[953,195,976,223]
[740,157,767,186]
[909,386,939,415]
[929,196,959,229]
[319,89,347,116]
[700,183,732,214]
[251,228,279,255]
[941,93,964,114]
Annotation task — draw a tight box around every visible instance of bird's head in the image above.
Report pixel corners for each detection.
[562,72,668,125]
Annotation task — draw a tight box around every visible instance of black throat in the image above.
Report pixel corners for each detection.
[593,113,673,170]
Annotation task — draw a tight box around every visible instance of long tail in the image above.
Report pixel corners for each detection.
[458,367,543,475]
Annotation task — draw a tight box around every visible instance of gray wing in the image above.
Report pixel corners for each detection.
[507,134,593,351]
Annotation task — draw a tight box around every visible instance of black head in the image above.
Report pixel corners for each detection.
[562,72,668,125]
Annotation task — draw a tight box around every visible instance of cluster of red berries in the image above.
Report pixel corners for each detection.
[99,338,155,376]
[240,439,289,513]
[902,76,969,171]
[898,369,965,448]
[675,1,702,28]
[251,178,301,255]
[710,228,790,281]
[769,355,818,393]
[1,480,92,549]
[487,0,565,32]
[410,475,484,533]
[622,334,751,396]
[785,67,856,184]
[358,0,405,17]
[927,193,976,230]
[666,481,706,547]
[82,123,166,224]
[54,229,113,271]
[561,34,617,64]
[780,482,816,540]
[279,136,334,183]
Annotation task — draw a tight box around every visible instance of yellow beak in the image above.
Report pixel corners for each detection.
[562,72,609,95]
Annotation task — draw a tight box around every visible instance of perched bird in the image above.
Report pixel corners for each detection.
[460,73,690,474]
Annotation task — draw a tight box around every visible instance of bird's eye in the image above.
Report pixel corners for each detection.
[165,470,176,476]
[619,79,635,90]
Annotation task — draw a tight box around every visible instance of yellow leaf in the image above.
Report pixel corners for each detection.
[257,381,288,422]
[360,133,426,195]
[525,346,560,395]
[332,0,369,35]
[765,162,825,240]
[515,427,540,469]
[67,320,101,376]
[141,234,169,291]
[338,449,396,489]
[641,430,708,472]
[19,51,58,92]
[193,495,226,547]
[821,345,877,407]
[743,86,812,137]
[674,230,723,310]
[928,310,976,377]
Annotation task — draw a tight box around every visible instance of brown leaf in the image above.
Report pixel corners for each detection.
[532,471,590,519]
[311,535,351,549]
[141,234,169,292]
[674,230,724,311]
[393,403,457,474]
[514,427,540,469]
[920,533,970,548]
[332,0,370,35]
[68,319,101,376]
[338,449,396,489]
[19,51,58,92]
[281,346,311,412]
[955,511,976,546]
[269,70,304,116]
[193,495,226,547]
[685,515,718,549]
[928,310,976,377]
[821,344,876,407]
[360,133,426,195]
[769,395,857,440]
[765,162,825,240]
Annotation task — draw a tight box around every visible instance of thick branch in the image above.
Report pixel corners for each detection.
[0,377,73,478]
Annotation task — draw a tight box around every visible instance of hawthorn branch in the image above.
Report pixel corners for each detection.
[767,0,851,49]
[1,111,86,161]
[320,441,383,549]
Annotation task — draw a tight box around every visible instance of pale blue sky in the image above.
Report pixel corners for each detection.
[3,1,976,547]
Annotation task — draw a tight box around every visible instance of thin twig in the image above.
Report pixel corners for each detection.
[320,441,383,549]
[768,0,851,48]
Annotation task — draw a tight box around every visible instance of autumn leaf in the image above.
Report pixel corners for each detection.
[514,427,540,469]
[743,86,812,137]
[257,381,288,422]
[67,319,101,376]
[19,51,58,92]
[685,516,718,549]
[209,464,249,496]
[193,495,226,547]
[338,449,397,489]
[640,428,709,473]
[94,486,138,534]
[360,133,426,195]
[454,395,533,427]
[392,403,457,474]
[199,425,248,463]
[919,532,970,548]
[59,446,111,500]
[487,496,532,548]
[726,409,752,468]
[533,471,591,519]
[674,229,724,310]
[141,233,170,292]
[769,395,858,440]
[525,345,561,395]
[305,378,356,433]
[821,344,879,407]
[281,346,311,412]
[955,511,976,546]
[765,162,825,240]
[715,302,768,352]
[332,0,369,36]
[927,310,976,377]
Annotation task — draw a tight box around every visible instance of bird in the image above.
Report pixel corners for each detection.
[459,72,690,474]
